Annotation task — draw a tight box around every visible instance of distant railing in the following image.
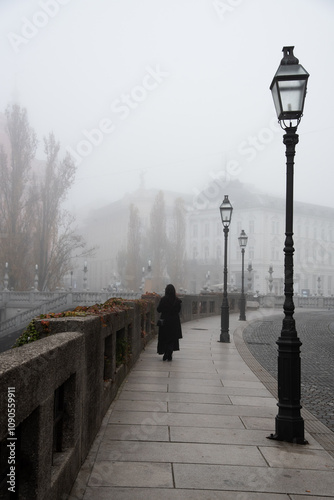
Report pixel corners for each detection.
[0,294,69,336]
[256,294,334,310]
[0,291,141,338]
[2,289,333,339]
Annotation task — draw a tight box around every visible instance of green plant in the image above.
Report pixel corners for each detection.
[13,320,40,347]
[116,337,130,368]
[13,298,132,347]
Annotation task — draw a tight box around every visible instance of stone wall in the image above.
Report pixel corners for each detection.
[0,293,231,500]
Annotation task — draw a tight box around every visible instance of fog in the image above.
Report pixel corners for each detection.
[1,0,334,214]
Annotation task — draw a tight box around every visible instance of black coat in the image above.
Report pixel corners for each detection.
[157,296,182,354]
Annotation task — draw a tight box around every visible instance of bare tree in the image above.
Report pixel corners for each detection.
[116,248,127,287]
[149,191,167,292]
[0,105,94,290]
[0,104,37,289]
[167,197,186,291]
[125,204,141,291]
[32,133,95,290]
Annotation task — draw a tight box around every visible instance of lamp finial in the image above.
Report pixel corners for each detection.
[281,46,299,65]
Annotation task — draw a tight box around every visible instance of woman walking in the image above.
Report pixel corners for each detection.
[157,284,182,361]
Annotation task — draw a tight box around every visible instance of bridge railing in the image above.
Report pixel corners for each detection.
[0,291,141,338]
[2,288,333,340]
[0,293,69,337]
[0,293,230,500]
[256,294,334,310]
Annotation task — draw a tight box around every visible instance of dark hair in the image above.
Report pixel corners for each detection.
[165,284,176,300]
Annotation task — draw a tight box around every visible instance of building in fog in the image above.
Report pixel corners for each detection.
[77,187,192,291]
[77,179,334,296]
[186,179,334,296]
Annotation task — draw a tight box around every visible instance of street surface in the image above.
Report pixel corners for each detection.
[243,309,334,433]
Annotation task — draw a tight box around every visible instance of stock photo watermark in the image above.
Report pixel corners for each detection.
[67,65,170,166]
[7,0,72,53]
[192,116,281,208]
[212,0,244,21]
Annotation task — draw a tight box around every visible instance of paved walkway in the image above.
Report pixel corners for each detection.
[70,311,334,499]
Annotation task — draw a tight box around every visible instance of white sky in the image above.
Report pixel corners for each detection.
[1,0,333,213]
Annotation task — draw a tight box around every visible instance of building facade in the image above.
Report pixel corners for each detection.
[185,180,334,297]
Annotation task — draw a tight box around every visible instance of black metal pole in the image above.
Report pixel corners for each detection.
[220,226,230,342]
[239,248,246,321]
[268,126,307,444]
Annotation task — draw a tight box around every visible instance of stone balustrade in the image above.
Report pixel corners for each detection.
[0,291,141,337]
[0,293,228,500]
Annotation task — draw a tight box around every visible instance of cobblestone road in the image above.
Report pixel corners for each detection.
[243,309,334,433]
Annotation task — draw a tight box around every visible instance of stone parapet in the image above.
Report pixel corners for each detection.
[0,293,230,499]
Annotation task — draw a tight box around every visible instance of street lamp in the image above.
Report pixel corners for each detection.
[219,195,233,342]
[268,46,309,444]
[268,265,274,294]
[238,229,248,321]
[34,264,39,292]
[4,262,9,291]
[83,261,88,291]
[247,261,253,295]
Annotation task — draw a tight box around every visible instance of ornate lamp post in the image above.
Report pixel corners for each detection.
[267,264,274,294]
[238,229,248,321]
[4,262,9,291]
[268,46,309,444]
[247,261,253,295]
[204,270,211,291]
[83,261,88,291]
[219,195,233,342]
[34,264,39,292]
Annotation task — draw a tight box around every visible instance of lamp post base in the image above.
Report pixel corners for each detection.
[220,301,230,343]
[239,294,246,321]
[219,331,230,343]
[268,414,308,444]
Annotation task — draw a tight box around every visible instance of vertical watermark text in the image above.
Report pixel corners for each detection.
[7,387,16,494]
